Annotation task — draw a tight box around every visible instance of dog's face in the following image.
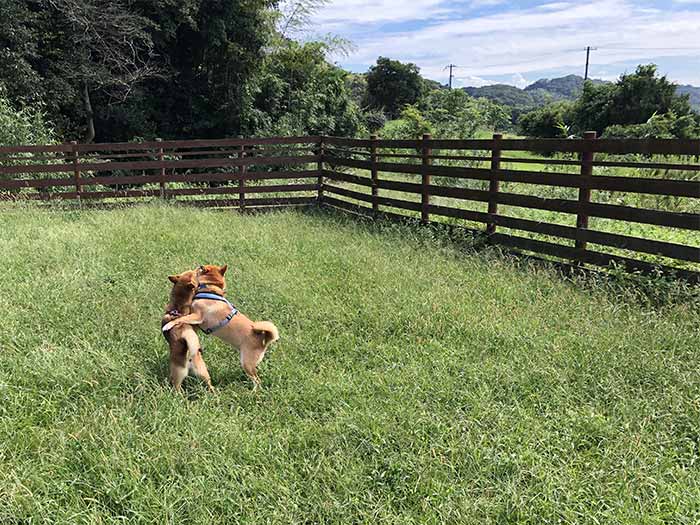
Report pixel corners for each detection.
[197,264,227,289]
[168,270,198,291]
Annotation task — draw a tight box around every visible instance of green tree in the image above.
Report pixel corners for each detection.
[573,64,694,136]
[249,41,363,137]
[0,0,158,142]
[0,85,55,147]
[420,89,510,138]
[519,101,575,138]
[381,105,433,140]
[0,0,276,141]
[365,57,424,119]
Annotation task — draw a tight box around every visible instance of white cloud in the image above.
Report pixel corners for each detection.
[321,0,700,85]
[453,74,495,88]
[313,0,452,25]
[510,73,530,89]
[469,0,507,7]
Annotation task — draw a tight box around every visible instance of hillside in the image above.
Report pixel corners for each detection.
[677,84,700,111]
[464,74,700,116]
[463,83,550,113]
[464,75,606,115]
[525,74,607,97]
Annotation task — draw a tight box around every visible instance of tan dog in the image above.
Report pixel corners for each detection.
[162,264,279,390]
[162,271,214,392]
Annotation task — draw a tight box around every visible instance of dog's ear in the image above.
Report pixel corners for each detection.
[219,264,228,275]
[168,274,178,283]
[198,265,209,274]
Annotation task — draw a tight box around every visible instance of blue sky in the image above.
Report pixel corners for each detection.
[307,0,700,87]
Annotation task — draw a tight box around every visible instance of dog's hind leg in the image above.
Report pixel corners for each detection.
[191,350,214,392]
[240,344,266,391]
[170,363,189,392]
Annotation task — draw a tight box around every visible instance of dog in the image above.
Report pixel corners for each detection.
[162,270,214,392]
[162,264,279,390]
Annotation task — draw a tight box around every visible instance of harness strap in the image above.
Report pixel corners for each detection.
[193,292,238,335]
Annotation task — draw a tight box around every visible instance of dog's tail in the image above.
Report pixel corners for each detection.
[252,321,279,349]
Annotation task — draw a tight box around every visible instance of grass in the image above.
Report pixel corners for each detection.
[1,203,699,524]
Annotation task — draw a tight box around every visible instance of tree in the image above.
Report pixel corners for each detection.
[519,101,575,138]
[0,0,158,142]
[49,0,159,143]
[0,0,276,141]
[248,41,363,137]
[572,64,694,136]
[0,84,55,147]
[381,105,433,140]
[420,89,510,138]
[365,57,424,119]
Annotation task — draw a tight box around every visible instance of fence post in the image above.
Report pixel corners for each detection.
[317,136,324,203]
[575,131,597,261]
[238,141,246,212]
[156,138,166,199]
[70,141,81,206]
[370,134,379,215]
[421,133,432,225]
[486,133,502,236]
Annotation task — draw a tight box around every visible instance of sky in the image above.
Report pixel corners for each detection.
[306,0,700,88]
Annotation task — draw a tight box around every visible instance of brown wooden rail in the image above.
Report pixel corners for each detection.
[319,134,699,282]
[1,135,698,280]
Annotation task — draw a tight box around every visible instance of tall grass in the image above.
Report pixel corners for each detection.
[0,203,698,524]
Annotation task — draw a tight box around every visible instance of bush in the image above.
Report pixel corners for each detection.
[518,101,575,138]
[603,112,700,139]
[0,85,55,147]
[380,106,433,140]
[420,89,510,138]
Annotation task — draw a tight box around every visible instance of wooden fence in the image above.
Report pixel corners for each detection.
[0,137,322,210]
[1,135,698,280]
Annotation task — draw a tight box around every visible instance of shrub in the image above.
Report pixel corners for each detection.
[0,85,56,147]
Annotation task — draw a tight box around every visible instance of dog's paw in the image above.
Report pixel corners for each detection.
[162,320,177,332]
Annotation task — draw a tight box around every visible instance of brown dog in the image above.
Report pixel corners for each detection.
[162,264,279,390]
[162,271,214,392]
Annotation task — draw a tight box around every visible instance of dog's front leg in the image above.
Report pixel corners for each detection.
[162,313,204,332]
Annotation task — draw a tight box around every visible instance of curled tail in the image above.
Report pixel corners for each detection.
[252,321,279,349]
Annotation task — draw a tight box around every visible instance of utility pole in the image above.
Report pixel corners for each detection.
[445,64,458,89]
[584,46,597,81]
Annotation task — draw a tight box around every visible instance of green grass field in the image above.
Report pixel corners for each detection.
[1,203,699,524]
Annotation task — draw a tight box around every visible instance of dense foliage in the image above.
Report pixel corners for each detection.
[364,57,424,120]
[518,101,575,138]
[2,1,698,144]
[0,0,280,142]
[0,86,56,146]
[250,41,363,137]
[519,65,700,139]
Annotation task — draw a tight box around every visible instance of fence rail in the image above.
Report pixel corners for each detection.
[1,135,698,280]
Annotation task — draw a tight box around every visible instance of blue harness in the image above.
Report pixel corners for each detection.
[193,290,238,335]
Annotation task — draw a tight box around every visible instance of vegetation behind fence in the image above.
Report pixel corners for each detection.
[1,135,698,280]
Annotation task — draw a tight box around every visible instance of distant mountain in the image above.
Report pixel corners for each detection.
[464,74,700,116]
[524,74,606,99]
[464,75,607,117]
[677,85,700,111]
[464,84,547,110]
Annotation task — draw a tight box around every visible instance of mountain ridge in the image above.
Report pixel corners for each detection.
[463,74,700,113]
